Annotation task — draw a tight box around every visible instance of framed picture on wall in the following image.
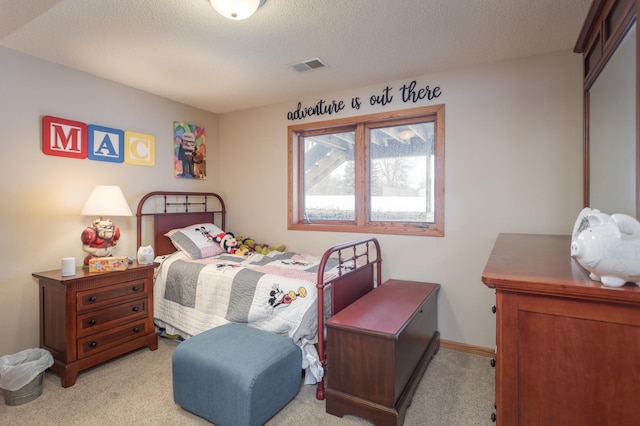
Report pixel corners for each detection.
[174,122,206,179]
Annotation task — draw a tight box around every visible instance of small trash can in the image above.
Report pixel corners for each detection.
[0,348,53,406]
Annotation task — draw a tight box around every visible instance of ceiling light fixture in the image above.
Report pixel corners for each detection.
[210,0,266,20]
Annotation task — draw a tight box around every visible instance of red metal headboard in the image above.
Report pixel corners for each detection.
[136,191,226,256]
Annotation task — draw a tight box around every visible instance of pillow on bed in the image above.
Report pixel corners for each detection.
[165,223,225,259]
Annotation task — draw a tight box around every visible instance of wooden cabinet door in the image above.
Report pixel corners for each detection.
[508,293,640,425]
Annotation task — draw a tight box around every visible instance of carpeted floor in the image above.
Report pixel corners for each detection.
[0,337,495,425]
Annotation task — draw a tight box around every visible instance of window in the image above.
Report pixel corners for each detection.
[288,104,444,236]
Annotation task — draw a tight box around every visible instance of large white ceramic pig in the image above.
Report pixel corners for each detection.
[570,208,640,287]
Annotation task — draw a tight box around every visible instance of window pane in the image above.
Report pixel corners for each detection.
[303,131,355,221]
[369,122,434,222]
[289,104,444,236]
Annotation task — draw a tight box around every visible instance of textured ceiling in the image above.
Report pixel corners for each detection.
[0,0,593,114]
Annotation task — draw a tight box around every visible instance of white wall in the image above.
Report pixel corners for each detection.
[218,50,584,349]
[0,46,583,356]
[0,47,219,356]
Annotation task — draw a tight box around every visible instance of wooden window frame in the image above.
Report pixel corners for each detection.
[288,104,445,236]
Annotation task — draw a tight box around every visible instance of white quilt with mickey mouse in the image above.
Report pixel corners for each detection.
[153,250,340,384]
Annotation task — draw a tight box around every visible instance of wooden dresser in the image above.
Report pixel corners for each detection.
[482,234,640,425]
[325,279,440,426]
[32,262,158,387]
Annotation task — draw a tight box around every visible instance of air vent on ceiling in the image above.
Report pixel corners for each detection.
[288,57,326,73]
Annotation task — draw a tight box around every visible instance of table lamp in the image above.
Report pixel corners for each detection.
[80,185,133,266]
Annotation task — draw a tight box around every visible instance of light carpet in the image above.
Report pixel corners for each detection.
[0,338,495,425]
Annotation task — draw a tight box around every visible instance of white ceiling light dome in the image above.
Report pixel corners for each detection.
[210,0,266,20]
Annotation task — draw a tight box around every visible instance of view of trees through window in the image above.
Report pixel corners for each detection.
[304,123,434,222]
[289,104,444,236]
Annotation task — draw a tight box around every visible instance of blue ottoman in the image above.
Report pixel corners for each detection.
[172,323,302,426]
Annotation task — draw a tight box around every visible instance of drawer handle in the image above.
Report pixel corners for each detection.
[89,341,98,348]
[133,327,140,333]
[132,306,140,312]
[491,412,496,422]
[490,358,496,368]
[491,305,497,314]
[88,295,97,302]
[132,286,140,292]
[88,319,97,326]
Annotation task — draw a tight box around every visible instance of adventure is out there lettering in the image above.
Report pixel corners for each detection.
[287,80,442,121]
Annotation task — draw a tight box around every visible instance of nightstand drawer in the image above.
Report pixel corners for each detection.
[76,299,148,337]
[77,279,147,311]
[77,320,149,359]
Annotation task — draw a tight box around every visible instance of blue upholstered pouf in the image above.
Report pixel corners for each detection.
[172,323,302,426]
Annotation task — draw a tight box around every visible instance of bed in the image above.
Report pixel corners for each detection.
[136,191,382,400]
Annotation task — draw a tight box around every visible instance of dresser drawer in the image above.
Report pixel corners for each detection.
[77,320,149,359]
[77,279,147,312]
[76,299,148,338]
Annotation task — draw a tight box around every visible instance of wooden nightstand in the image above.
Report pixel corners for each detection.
[32,262,158,387]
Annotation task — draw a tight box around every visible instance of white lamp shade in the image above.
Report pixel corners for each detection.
[210,0,262,20]
[80,186,133,217]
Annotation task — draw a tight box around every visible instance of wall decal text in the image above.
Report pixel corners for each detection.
[287,80,442,121]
